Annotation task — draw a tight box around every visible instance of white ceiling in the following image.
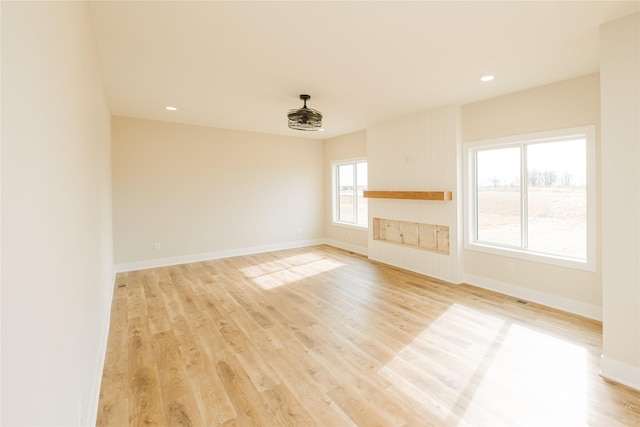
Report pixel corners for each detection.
[89,1,639,140]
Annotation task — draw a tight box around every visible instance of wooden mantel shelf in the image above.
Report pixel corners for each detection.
[363,191,453,201]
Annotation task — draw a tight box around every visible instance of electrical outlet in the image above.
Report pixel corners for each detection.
[154,242,161,250]
[507,261,515,272]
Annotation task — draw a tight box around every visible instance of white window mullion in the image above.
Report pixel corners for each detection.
[473,150,480,242]
[334,167,340,222]
[521,144,528,249]
[352,163,358,224]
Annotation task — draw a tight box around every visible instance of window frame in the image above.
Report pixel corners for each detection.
[332,158,368,229]
[463,126,596,271]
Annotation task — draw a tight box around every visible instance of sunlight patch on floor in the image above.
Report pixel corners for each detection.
[240,252,344,290]
[470,324,588,427]
[380,304,588,426]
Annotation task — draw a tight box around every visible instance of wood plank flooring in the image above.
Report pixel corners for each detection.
[97,245,640,426]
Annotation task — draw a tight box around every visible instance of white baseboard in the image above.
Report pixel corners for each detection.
[115,239,326,273]
[88,269,117,426]
[600,354,640,390]
[463,273,602,320]
[323,238,368,256]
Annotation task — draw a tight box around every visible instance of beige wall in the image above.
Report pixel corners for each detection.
[112,117,324,268]
[462,74,602,317]
[1,2,113,425]
[600,13,639,389]
[367,106,462,283]
[323,131,368,254]
[463,74,601,141]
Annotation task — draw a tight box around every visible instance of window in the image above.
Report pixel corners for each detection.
[333,159,368,227]
[464,126,595,270]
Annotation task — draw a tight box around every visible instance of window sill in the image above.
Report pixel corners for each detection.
[464,241,595,272]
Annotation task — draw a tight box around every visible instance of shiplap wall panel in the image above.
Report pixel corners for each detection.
[367,106,461,283]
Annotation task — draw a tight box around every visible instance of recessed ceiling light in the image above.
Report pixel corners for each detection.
[480,75,495,82]
[165,106,177,111]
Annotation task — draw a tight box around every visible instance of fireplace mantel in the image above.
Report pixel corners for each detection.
[363,191,453,201]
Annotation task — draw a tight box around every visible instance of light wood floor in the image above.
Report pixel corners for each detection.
[97,245,640,426]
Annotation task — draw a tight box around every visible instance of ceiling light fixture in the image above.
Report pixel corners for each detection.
[480,75,495,82]
[287,94,323,131]
[165,106,177,111]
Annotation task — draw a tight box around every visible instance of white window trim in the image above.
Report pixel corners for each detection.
[331,157,368,229]
[463,126,596,272]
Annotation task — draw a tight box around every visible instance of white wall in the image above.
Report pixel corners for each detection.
[1,2,113,425]
[323,131,368,254]
[367,106,462,283]
[112,116,324,270]
[600,13,640,390]
[462,74,602,318]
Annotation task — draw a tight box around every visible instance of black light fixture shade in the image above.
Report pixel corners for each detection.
[288,94,323,131]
